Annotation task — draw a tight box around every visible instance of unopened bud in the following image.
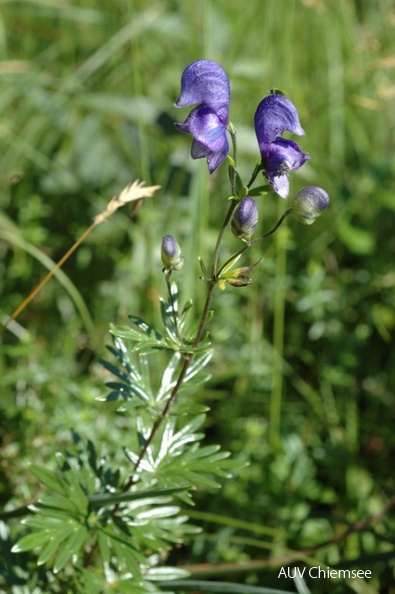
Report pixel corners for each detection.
[231,196,259,240]
[291,186,330,225]
[161,235,184,271]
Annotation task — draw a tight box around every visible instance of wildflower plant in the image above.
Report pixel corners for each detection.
[3,60,329,593]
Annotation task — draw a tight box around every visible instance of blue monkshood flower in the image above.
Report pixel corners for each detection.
[254,94,310,198]
[174,60,230,173]
[161,235,184,271]
[231,196,259,240]
[291,186,330,225]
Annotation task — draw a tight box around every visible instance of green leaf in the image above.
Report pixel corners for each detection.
[109,324,145,342]
[198,257,209,278]
[11,530,52,553]
[248,185,271,197]
[219,253,242,276]
[88,486,189,509]
[36,523,76,566]
[146,566,190,581]
[183,310,213,344]
[228,165,244,193]
[182,351,213,385]
[109,327,169,353]
[53,525,88,573]
[129,315,165,342]
[38,495,79,514]
[112,539,142,577]
[134,340,168,354]
[98,358,130,382]
[97,529,111,564]
[160,298,178,341]
[28,504,74,520]
[157,352,182,402]
[170,402,210,416]
[30,464,67,496]
[67,471,89,515]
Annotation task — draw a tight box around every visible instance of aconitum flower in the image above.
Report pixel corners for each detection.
[161,235,184,271]
[231,196,259,240]
[175,60,230,173]
[254,94,310,198]
[291,186,330,225]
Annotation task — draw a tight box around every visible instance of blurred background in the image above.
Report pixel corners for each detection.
[1,0,394,591]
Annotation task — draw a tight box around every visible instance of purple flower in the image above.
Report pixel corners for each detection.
[254,94,310,198]
[231,196,259,240]
[161,235,184,271]
[175,60,230,173]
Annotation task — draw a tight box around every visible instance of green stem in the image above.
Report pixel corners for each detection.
[217,208,292,278]
[246,162,263,188]
[211,201,239,277]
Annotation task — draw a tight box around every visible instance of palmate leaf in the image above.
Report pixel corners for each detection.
[125,415,242,495]
[159,281,200,350]
[111,299,211,355]
[110,320,168,353]
[12,516,86,575]
[181,310,213,347]
[11,529,54,553]
[157,350,213,404]
[98,338,153,404]
[52,525,88,573]
[107,494,197,551]
[160,281,180,343]
[180,350,213,388]
[15,432,199,576]
[36,523,77,566]
[91,449,197,553]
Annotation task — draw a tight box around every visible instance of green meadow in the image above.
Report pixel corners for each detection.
[1,1,394,592]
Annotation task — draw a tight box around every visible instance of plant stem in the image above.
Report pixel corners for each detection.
[122,281,217,494]
[217,208,292,278]
[124,125,241,490]
[211,201,239,277]
[246,162,263,188]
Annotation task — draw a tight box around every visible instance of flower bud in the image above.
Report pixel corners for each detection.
[231,196,259,240]
[291,186,330,225]
[161,235,184,271]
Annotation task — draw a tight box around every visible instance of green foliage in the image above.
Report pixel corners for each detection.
[6,314,240,590]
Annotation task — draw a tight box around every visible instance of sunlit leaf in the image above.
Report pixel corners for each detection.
[36,523,76,566]
[30,465,67,496]
[11,530,51,553]
[53,525,88,573]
